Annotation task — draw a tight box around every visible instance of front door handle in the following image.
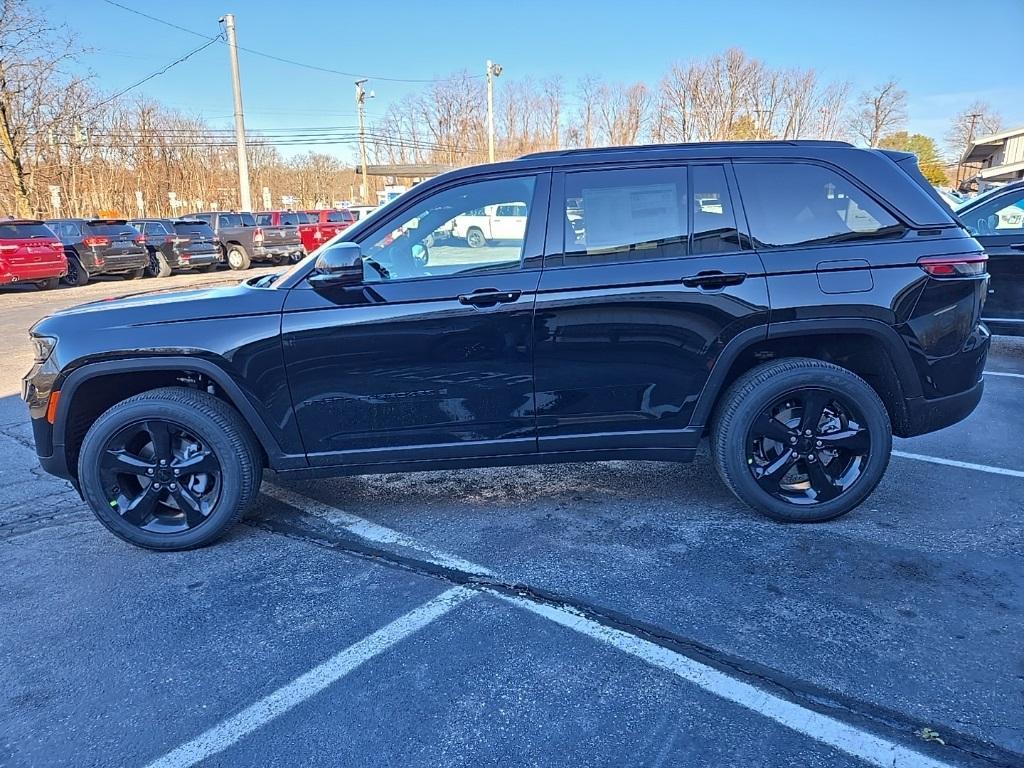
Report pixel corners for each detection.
[681,271,747,289]
[458,289,522,307]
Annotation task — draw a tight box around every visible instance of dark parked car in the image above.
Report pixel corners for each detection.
[24,140,989,550]
[128,218,220,277]
[955,180,1024,335]
[0,220,67,290]
[189,211,302,270]
[45,218,148,286]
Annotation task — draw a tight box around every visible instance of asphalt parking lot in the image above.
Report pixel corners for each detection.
[1,272,1022,768]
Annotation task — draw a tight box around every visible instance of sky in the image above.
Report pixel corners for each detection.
[50,0,1024,163]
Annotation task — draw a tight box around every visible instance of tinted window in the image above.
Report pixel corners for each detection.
[0,223,54,239]
[691,165,742,254]
[217,214,253,228]
[173,221,216,239]
[964,190,1024,235]
[142,221,170,235]
[48,221,79,240]
[563,167,688,265]
[362,175,536,282]
[277,212,302,226]
[326,210,354,223]
[735,163,903,248]
[87,222,137,237]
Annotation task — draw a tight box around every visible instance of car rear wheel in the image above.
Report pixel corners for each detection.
[36,277,59,290]
[78,387,263,550]
[466,227,486,248]
[62,256,89,287]
[146,251,173,278]
[226,245,251,270]
[711,358,891,523]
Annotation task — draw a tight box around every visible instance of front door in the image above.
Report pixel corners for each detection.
[962,187,1024,334]
[533,163,769,455]
[282,173,549,466]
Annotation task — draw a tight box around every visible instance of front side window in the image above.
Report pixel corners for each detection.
[563,167,688,265]
[360,175,536,283]
[735,163,903,248]
[964,191,1024,235]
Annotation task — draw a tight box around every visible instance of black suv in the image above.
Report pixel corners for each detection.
[24,141,990,550]
[128,218,221,277]
[954,180,1024,335]
[46,218,149,286]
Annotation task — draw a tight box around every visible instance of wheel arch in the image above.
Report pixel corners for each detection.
[693,319,922,436]
[54,357,303,480]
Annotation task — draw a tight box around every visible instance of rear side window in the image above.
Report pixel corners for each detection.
[0,223,54,239]
[255,214,272,226]
[277,212,302,226]
[218,214,253,228]
[691,165,743,254]
[563,166,688,265]
[142,221,171,235]
[964,190,1024,235]
[735,163,903,249]
[173,221,216,238]
[326,210,353,223]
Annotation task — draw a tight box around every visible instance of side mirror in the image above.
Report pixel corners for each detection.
[309,242,363,289]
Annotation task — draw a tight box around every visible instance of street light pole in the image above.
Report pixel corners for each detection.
[356,79,371,203]
[486,60,502,163]
[220,14,251,211]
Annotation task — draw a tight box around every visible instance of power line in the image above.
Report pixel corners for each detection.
[85,35,223,114]
[98,0,485,84]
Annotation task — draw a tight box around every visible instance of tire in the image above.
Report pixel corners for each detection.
[226,245,251,270]
[78,387,263,551]
[62,255,89,287]
[466,227,486,248]
[123,267,145,280]
[146,250,173,278]
[711,357,891,523]
[36,277,59,290]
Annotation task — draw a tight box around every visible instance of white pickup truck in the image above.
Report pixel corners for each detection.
[450,203,527,248]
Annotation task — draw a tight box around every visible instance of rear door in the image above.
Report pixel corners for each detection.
[533,163,769,454]
[961,187,1024,332]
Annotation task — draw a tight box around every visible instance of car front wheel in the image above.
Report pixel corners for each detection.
[78,387,263,550]
[711,358,891,523]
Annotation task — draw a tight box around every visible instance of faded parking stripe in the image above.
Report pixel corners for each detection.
[143,586,475,768]
[892,450,1024,479]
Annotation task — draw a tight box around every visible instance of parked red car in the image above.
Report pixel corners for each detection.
[300,209,355,254]
[0,220,68,290]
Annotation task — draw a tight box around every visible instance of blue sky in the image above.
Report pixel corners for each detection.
[51,0,1024,161]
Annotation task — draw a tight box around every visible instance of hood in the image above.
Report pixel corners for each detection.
[32,278,287,337]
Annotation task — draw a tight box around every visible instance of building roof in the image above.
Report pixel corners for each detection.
[961,125,1024,163]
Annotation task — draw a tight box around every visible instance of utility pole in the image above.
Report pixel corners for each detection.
[955,112,982,188]
[356,79,371,203]
[221,14,252,211]
[486,60,502,163]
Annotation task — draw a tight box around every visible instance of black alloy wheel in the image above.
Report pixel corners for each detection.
[99,420,222,533]
[747,388,871,506]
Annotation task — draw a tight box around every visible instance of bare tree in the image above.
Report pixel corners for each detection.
[946,101,1002,161]
[849,79,907,147]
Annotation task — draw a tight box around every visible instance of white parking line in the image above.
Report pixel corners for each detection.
[263,487,957,768]
[892,450,1024,479]
[985,370,1024,380]
[144,586,475,768]
[496,593,954,768]
[262,483,495,577]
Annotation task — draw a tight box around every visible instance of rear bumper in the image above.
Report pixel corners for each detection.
[92,251,148,274]
[901,378,984,437]
[253,244,304,262]
[1,262,68,284]
[173,250,219,268]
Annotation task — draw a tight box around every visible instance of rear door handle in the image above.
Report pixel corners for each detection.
[458,289,522,307]
[681,271,747,289]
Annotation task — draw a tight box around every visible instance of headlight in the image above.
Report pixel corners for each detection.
[31,335,56,364]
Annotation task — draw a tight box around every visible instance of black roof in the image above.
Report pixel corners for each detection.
[519,140,853,161]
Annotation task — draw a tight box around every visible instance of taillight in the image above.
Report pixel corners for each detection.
[134,234,146,245]
[0,244,18,253]
[253,227,264,245]
[918,253,988,278]
[83,235,110,247]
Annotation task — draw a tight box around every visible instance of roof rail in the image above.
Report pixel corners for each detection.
[518,140,854,160]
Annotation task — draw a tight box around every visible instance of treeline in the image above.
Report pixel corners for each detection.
[0,0,1007,218]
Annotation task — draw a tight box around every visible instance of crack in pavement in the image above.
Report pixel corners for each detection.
[244,507,1022,768]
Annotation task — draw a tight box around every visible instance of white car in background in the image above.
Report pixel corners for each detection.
[349,205,379,222]
[450,203,527,248]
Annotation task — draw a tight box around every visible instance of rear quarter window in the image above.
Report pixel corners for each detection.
[735,162,904,249]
